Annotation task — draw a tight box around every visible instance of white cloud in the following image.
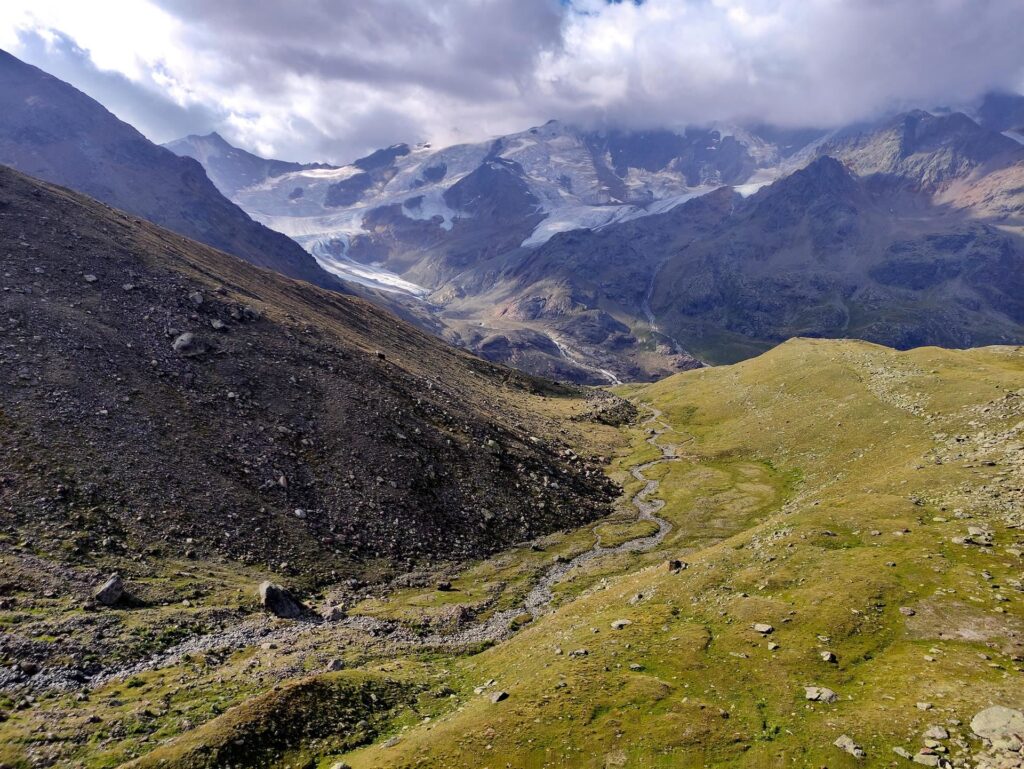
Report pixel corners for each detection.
[2,0,1022,162]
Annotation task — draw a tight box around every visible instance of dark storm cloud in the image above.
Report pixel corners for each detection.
[5,0,1024,163]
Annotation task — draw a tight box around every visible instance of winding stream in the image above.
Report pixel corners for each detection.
[407,404,677,646]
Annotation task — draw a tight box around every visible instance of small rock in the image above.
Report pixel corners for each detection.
[916,702,933,710]
[188,291,204,307]
[436,581,453,592]
[834,734,865,758]
[893,746,913,759]
[171,332,202,356]
[923,726,949,740]
[912,752,940,767]
[899,607,916,616]
[805,686,838,703]
[84,274,97,283]
[753,623,774,634]
[325,659,344,672]
[569,649,589,658]
[94,574,124,606]
[611,619,632,630]
[667,559,687,572]
[490,691,509,703]
[322,605,346,621]
[820,651,837,663]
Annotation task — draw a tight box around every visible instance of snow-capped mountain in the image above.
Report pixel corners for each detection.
[168,97,1024,383]
[168,121,802,297]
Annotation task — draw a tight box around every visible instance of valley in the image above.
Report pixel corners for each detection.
[0,31,1021,769]
[2,331,1020,768]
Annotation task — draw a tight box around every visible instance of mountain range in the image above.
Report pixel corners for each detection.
[2,45,1024,383]
[169,97,1024,380]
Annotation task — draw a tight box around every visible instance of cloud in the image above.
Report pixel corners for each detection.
[2,0,1022,163]
[7,28,223,142]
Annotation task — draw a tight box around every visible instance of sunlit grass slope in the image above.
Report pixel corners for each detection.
[340,338,1023,769]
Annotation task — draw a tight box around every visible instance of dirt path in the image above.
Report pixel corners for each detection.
[100,406,679,680]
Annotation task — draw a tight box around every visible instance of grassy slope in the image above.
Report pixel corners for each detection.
[5,338,1020,768]
[336,338,1023,768]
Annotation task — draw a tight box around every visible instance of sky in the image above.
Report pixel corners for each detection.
[1,0,1023,164]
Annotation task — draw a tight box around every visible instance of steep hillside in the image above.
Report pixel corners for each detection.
[0,50,341,291]
[0,164,617,584]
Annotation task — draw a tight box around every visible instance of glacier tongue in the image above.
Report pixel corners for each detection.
[309,239,429,297]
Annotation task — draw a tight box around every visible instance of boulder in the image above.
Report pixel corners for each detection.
[971,706,1024,747]
[94,574,124,606]
[322,605,346,621]
[258,581,305,619]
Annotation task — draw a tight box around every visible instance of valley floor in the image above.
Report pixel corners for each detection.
[2,339,1023,768]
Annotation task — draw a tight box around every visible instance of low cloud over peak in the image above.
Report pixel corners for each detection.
[2,0,1022,163]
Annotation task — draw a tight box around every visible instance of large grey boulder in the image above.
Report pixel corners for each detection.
[971,706,1024,749]
[94,574,124,606]
[258,581,305,619]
